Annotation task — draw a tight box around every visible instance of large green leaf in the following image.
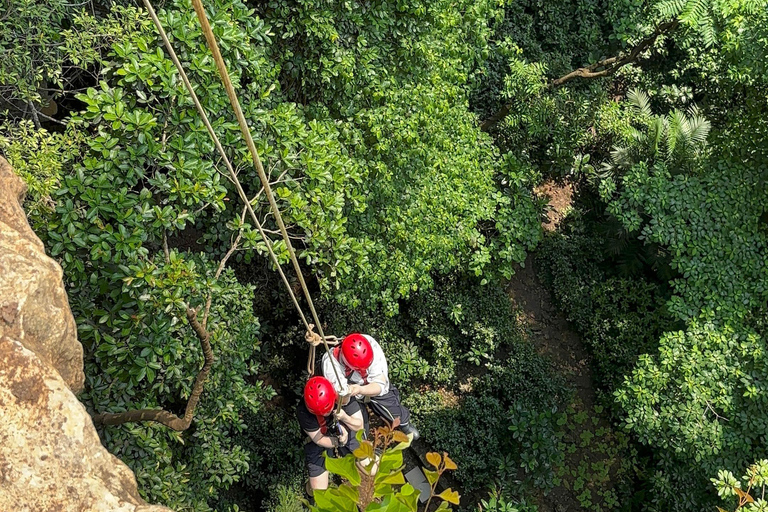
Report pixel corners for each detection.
[396,484,421,510]
[374,450,404,485]
[324,452,362,486]
[313,487,359,512]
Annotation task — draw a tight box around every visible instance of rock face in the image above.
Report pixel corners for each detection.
[0,157,83,393]
[0,157,171,511]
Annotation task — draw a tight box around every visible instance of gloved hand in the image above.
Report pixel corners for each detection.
[338,424,349,446]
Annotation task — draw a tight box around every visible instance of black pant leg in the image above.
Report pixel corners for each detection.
[304,441,331,478]
[368,386,411,427]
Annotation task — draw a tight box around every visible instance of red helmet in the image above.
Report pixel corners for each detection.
[304,376,337,416]
[341,333,374,371]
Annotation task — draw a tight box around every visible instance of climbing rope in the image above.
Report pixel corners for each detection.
[305,325,341,375]
[141,0,344,393]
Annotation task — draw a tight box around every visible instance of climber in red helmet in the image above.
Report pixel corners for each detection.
[296,376,365,492]
[322,333,419,440]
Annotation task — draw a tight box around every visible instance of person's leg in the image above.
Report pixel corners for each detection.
[359,402,371,435]
[368,386,411,427]
[309,473,329,491]
[304,442,330,491]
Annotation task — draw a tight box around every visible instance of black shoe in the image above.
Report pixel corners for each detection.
[401,423,420,441]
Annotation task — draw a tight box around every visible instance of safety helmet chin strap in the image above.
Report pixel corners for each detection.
[316,414,328,435]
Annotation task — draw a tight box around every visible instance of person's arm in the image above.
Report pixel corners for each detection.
[361,336,390,396]
[322,354,349,395]
[306,428,341,449]
[347,382,382,397]
[338,408,365,432]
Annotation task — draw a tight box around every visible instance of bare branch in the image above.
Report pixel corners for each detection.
[202,205,247,328]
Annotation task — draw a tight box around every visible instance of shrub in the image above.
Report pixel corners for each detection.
[536,233,675,392]
[265,482,306,512]
[405,391,509,493]
[0,121,83,219]
[324,277,533,387]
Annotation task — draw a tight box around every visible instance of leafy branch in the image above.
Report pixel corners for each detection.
[480,20,679,131]
[309,426,460,511]
[92,306,212,431]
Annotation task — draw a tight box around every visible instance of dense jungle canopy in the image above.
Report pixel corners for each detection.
[1,0,767,510]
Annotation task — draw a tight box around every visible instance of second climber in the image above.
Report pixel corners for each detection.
[297,376,365,492]
[322,333,419,440]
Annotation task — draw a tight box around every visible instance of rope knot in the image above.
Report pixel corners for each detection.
[305,324,324,347]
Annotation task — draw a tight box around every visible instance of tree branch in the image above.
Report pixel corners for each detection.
[480,20,679,131]
[92,307,214,431]
[202,205,247,328]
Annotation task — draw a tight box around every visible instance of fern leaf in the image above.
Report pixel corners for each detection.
[657,0,688,18]
[627,89,652,117]
[698,13,717,47]
[680,0,709,25]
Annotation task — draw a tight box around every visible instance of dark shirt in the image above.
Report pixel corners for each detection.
[296,398,361,435]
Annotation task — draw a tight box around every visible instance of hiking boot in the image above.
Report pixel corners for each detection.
[401,423,420,441]
[305,480,314,498]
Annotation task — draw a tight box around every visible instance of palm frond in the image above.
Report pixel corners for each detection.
[648,117,666,157]
[627,126,646,144]
[610,146,633,171]
[667,109,688,159]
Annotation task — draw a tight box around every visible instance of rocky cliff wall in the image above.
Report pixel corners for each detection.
[0,156,171,512]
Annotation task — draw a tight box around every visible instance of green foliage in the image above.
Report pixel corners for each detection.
[339,83,540,312]
[0,1,143,109]
[537,234,676,391]
[325,277,556,388]
[555,402,636,512]
[405,392,508,493]
[0,120,83,218]
[595,90,711,186]
[231,407,304,498]
[713,460,768,512]
[601,86,768,510]
[476,490,539,512]
[265,481,307,512]
[507,405,565,491]
[84,262,274,510]
[405,354,567,495]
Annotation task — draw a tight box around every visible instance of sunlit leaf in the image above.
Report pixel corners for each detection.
[323,452,361,486]
[437,488,460,505]
[353,440,375,460]
[392,430,409,444]
[426,452,441,468]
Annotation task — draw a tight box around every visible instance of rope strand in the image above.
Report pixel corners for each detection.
[142,0,343,391]
[142,0,309,330]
